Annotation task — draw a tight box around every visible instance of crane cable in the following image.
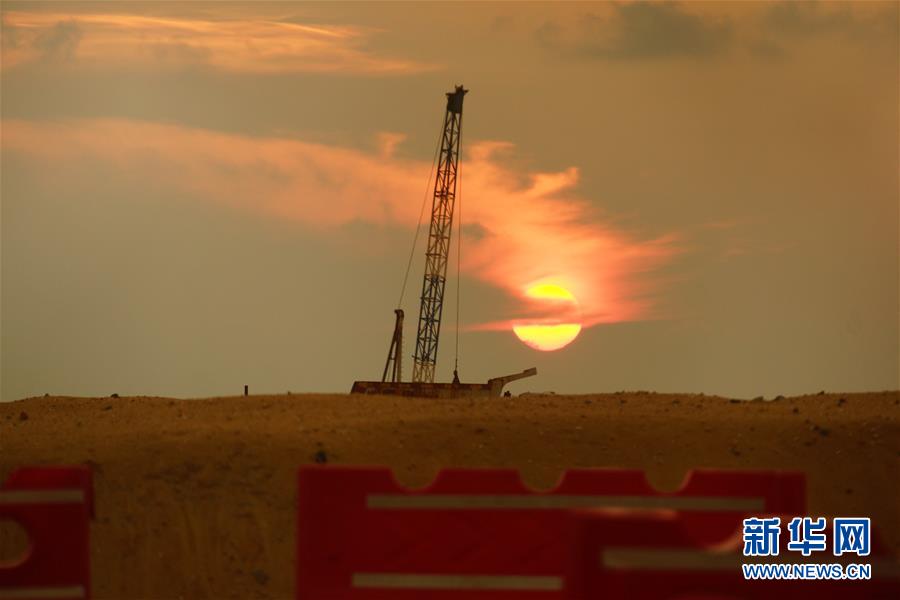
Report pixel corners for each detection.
[397,116,445,309]
[454,140,462,374]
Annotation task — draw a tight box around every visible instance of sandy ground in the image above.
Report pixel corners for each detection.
[1,391,898,599]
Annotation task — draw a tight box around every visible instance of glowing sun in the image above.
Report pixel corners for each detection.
[512,283,583,351]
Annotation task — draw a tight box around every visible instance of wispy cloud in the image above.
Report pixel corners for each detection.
[1,11,433,74]
[750,1,897,61]
[762,1,897,40]
[3,118,680,330]
[534,1,896,64]
[537,2,732,60]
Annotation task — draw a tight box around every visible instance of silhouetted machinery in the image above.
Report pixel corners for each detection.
[351,85,536,398]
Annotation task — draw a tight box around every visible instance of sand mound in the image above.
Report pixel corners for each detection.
[1,391,898,599]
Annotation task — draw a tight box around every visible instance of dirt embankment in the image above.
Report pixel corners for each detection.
[1,391,898,599]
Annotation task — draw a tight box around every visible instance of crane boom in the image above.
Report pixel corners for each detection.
[411,85,467,383]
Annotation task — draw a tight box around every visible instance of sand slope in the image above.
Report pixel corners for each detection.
[1,391,898,599]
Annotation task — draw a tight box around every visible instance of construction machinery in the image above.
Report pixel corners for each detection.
[351,85,537,398]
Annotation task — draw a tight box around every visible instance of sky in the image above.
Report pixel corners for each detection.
[1,1,897,400]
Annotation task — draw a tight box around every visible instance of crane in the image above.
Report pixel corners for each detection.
[352,85,536,398]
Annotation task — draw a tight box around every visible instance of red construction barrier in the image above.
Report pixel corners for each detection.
[0,466,94,600]
[296,466,805,599]
[564,511,900,599]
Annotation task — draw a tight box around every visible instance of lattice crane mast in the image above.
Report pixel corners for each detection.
[411,85,466,383]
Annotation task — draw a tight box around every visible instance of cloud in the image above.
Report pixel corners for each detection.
[376,132,407,158]
[745,2,897,60]
[3,118,680,330]
[1,10,433,74]
[762,1,897,40]
[538,2,732,60]
[33,19,82,62]
[534,2,895,66]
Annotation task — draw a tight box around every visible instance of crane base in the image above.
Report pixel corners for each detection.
[350,368,537,399]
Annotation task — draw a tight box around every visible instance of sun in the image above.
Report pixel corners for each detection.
[512,283,582,351]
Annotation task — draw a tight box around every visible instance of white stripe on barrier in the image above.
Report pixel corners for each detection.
[0,490,85,505]
[367,494,764,511]
[0,586,85,599]
[352,573,563,590]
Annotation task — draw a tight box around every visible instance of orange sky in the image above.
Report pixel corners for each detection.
[2,1,897,398]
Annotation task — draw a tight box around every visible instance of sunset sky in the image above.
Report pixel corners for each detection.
[2,1,897,400]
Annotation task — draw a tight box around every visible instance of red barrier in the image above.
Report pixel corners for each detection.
[0,466,94,600]
[565,511,900,599]
[296,466,805,599]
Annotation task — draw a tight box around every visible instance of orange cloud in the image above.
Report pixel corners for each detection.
[1,11,432,74]
[2,118,680,329]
